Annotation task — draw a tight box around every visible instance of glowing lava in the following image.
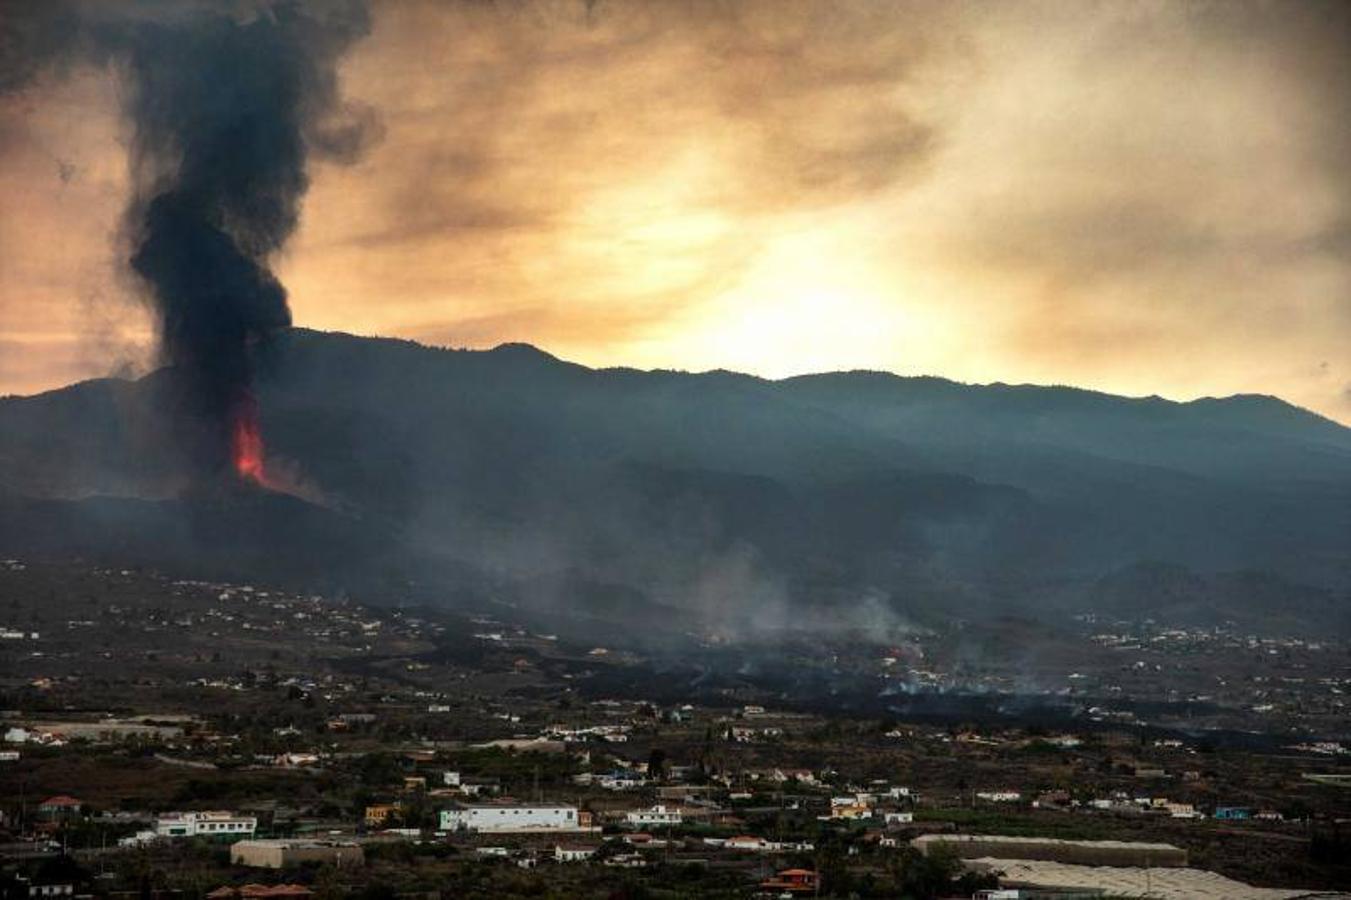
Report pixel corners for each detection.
[230,395,268,486]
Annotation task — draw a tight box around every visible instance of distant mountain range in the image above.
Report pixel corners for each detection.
[2,328,1348,637]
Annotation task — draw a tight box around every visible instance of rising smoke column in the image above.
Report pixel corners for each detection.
[1,0,377,483]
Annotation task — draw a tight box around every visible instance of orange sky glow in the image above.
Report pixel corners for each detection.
[2,0,1349,424]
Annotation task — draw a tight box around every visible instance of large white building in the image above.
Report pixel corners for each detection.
[439,804,586,834]
[155,811,257,838]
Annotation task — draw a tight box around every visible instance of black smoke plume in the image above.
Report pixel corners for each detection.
[1,0,377,477]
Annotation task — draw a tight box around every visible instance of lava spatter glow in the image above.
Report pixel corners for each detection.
[230,395,268,486]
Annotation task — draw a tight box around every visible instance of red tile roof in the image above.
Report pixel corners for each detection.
[208,886,313,899]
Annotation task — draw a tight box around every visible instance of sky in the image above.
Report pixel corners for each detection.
[2,0,1349,424]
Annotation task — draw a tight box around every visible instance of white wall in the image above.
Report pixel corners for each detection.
[439,806,578,833]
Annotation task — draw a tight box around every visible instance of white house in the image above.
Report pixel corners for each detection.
[155,811,257,838]
[724,835,769,852]
[118,830,159,848]
[595,770,648,791]
[884,811,914,825]
[759,768,816,785]
[707,836,815,853]
[624,804,683,828]
[553,844,597,863]
[439,804,587,833]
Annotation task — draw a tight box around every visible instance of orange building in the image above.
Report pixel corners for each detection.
[759,868,820,894]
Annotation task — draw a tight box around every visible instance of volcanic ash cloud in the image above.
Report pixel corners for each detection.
[0,0,380,485]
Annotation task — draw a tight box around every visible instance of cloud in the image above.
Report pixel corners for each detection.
[872,0,1351,419]
[277,0,950,347]
[2,0,1350,425]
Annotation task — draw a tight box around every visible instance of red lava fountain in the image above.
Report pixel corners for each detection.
[230,395,269,486]
[225,393,322,504]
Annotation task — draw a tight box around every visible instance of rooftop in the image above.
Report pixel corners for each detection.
[975,859,1322,900]
[232,839,359,849]
[912,834,1182,852]
[206,885,312,899]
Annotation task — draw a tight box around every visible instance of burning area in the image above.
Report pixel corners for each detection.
[230,394,268,487]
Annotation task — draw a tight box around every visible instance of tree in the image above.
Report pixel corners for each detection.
[888,845,963,900]
[817,842,852,897]
[647,748,667,782]
[356,882,397,900]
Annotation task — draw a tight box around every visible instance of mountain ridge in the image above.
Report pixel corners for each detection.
[9,329,1348,441]
[0,327,1347,636]
[15,328,1338,402]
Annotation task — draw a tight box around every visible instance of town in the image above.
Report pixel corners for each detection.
[2,560,1349,898]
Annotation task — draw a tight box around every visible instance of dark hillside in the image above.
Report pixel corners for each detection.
[2,328,1347,635]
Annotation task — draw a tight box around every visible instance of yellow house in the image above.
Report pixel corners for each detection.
[829,803,872,820]
[364,804,402,827]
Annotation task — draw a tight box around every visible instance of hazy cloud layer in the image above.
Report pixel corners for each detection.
[2,0,1349,422]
